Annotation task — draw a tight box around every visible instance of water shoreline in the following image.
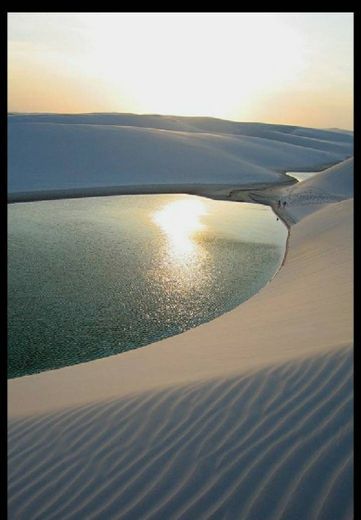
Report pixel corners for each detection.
[7,156,351,394]
[9,195,287,379]
[7,178,297,204]
[8,156,350,205]
[10,160,345,380]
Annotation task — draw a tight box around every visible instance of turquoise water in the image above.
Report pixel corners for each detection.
[8,194,287,378]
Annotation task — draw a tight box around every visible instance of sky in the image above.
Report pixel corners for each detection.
[8,12,354,129]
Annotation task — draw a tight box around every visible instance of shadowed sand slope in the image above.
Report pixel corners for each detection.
[248,157,354,223]
[283,157,354,222]
[8,346,353,520]
[8,113,354,149]
[8,115,353,197]
[289,157,353,199]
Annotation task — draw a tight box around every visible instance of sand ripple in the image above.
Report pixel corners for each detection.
[8,346,353,520]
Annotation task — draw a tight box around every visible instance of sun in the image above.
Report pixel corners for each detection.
[91,14,306,119]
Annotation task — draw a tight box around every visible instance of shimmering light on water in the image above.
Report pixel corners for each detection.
[8,194,287,378]
[153,198,208,264]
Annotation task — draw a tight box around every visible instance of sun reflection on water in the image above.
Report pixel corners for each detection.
[152,198,208,263]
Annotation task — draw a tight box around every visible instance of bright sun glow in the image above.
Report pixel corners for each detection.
[8,13,353,128]
[86,14,306,119]
[153,198,207,261]
[8,14,305,120]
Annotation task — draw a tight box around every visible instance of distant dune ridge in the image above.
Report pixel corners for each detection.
[8,113,352,198]
[8,115,353,519]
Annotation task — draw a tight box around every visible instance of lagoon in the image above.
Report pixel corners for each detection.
[8,194,287,378]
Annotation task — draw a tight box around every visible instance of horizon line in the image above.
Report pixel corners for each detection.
[7,111,354,133]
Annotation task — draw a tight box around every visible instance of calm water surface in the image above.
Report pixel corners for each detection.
[8,194,287,378]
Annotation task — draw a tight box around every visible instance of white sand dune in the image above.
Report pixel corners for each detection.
[244,157,353,223]
[8,113,354,148]
[8,114,352,198]
[8,116,353,519]
[8,346,352,520]
[287,157,353,202]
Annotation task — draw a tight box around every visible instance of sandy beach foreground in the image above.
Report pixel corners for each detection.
[8,155,353,519]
